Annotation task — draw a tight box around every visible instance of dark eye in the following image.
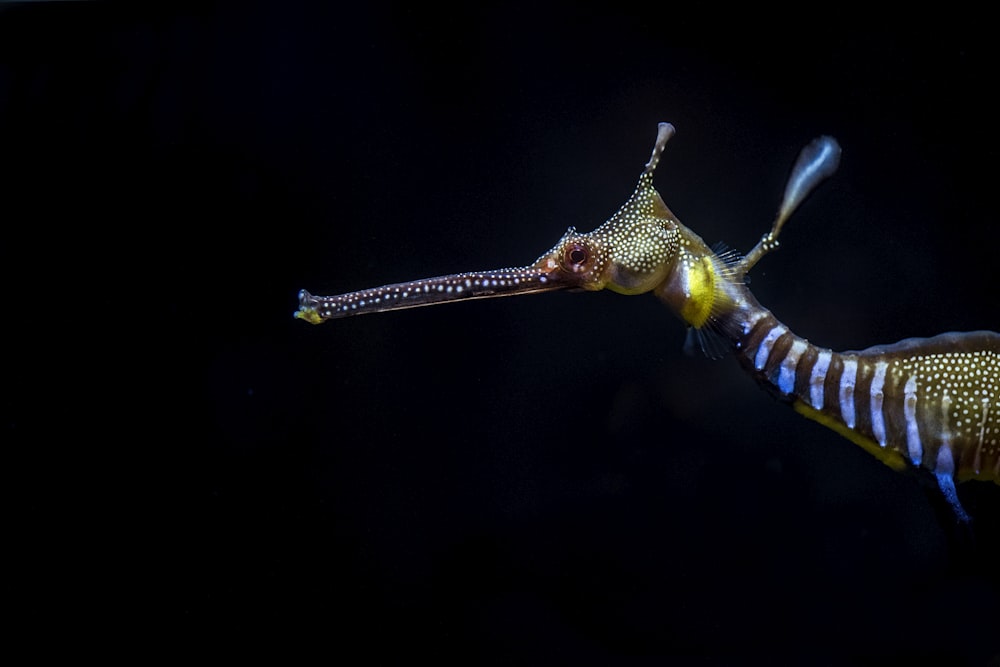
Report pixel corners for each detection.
[563,243,590,272]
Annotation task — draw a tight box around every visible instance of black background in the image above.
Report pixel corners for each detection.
[3,2,999,663]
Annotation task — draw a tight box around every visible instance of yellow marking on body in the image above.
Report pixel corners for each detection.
[793,400,909,472]
[679,255,717,329]
[294,307,323,325]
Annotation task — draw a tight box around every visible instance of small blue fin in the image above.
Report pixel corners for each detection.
[935,472,971,524]
[684,325,732,360]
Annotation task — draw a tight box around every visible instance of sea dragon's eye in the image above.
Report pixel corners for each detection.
[563,243,590,272]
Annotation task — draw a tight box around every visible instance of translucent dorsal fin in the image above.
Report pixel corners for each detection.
[738,136,841,276]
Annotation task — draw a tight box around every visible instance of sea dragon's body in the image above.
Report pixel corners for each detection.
[296,123,999,521]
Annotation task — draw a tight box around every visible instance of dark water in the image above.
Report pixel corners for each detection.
[3,3,998,663]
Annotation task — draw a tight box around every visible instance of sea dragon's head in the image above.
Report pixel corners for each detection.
[294,123,682,324]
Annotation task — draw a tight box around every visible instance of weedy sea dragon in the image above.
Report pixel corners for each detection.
[295,123,999,522]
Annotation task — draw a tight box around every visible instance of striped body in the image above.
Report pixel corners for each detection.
[733,305,1000,490]
[296,122,998,521]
